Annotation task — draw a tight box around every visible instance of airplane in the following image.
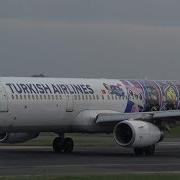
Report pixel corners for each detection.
[0,77,180,156]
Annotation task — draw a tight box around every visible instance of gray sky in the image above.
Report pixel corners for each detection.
[1,0,180,79]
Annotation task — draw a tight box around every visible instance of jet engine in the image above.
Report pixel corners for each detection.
[0,132,39,144]
[113,120,163,148]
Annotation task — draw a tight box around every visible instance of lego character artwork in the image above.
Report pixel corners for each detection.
[173,81,180,109]
[121,80,145,113]
[103,83,125,97]
[139,80,161,112]
[156,81,178,110]
[102,80,180,112]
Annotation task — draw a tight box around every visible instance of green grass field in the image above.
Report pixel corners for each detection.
[0,126,180,147]
[167,126,180,137]
[0,133,115,147]
[1,174,180,180]
[19,126,180,146]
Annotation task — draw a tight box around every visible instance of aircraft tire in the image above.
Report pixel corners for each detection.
[134,145,155,156]
[64,137,74,153]
[144,145,155,156]
[53,137,64,153]
[134,147,144,156]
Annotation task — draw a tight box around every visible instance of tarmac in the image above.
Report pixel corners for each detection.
[0,140,180,176]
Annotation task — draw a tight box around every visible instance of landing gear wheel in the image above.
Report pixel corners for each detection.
[144,145,155,156]
[53,136,74,153]
[134,148,144,156]
[53,137,64,153]
[64,137,74,153]
[134,145,156,156]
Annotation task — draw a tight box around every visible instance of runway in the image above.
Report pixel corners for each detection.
[0,140,180,176]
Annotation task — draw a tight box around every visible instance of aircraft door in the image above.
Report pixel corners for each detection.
[66,95,74,112]
[0,84,8,112]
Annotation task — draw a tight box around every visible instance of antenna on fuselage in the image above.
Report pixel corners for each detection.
[31,74,47,77]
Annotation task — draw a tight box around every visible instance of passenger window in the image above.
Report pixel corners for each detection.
[107,95,110,100]
[28,94,31,100]
[40,95,43,100]
[52,95,54,100]
[139,94,142,100]
[135,95,138,100]
[93,95,96,100]
[55,95,58,100]
[48,95,51,100]
[111,95,114,100]
[32,95,35,100]
[16,95,18,100]
[44,95,46,100]
[24,95,27,100]
[78,95,81,100]
[12,95,14,100]
[20,95,23,100]
[74,95,77,100]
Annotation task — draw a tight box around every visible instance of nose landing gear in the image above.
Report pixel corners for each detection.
[53,135,74,153]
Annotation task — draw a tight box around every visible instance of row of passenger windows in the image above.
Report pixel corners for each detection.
[74,94,127,101]
[11,94,133,101]
[12,94,63,101]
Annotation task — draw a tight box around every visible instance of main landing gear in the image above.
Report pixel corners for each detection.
[134,145,155,156]
[53,134,74,153]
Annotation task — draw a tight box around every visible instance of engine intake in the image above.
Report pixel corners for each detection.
[114,120,163,148]
[0,132,8,142]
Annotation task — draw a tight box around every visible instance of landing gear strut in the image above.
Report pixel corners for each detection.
[53,134,74,153]
[134,145,155,156]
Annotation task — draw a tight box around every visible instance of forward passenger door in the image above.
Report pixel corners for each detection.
[0,84,8,112]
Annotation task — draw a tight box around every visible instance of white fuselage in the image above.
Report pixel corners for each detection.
[0,77,178,134]
[0,77,130,133]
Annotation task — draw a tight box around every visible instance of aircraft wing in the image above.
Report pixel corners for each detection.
[96,110,180,124]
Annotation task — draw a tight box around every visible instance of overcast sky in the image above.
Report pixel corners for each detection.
[1,0,180,79]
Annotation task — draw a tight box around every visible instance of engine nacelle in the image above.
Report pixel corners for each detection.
[0,132,39,144]
[113,120,163,148]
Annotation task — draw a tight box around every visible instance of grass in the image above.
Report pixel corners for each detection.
[1,126,180,147]
[1,174,180,180]
[0,133,115,147]
[16,126,180,146]
[167,126,180,138]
